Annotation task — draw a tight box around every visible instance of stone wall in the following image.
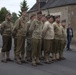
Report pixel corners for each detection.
[42,5,76,44]
[68,5,76,44]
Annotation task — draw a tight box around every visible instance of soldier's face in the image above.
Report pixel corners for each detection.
[33,16,36,20]
[7,15,12,21]
[49,17,54,23]
[22,11,26,16]
[41,16,46,22]
[62,22,66,27]
[37,14,42,20]
[56,17,60,23]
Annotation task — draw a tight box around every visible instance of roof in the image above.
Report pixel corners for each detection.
[42,0,76,9]
[28,0,76,13]
[40,0,47,2]
[28,2,46,13]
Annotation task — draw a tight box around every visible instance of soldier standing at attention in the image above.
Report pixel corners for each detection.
[29,11,43,66]
[42,15,54,64]
[26,14,36,62]
[13,8,28,64]
[40,14,47,60]
[0,12,13,63]
[60,20,67,60]
[52,15,62,61]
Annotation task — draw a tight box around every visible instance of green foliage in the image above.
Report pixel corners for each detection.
[0,7,9,23]
[18,0,29,16]
[12,12,18,24]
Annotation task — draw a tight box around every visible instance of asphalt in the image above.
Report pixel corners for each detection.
[0,35,76,75]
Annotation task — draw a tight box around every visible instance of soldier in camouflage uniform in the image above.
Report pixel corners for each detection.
[26,14,36,62]
[13,8,28,64]
[29,11,43,66]
[52,15,63,61]
[0,13,13,63]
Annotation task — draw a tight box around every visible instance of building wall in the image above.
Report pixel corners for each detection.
[28,5,76,44]
[42,6,69,26]
[42,5,76,44]
[68,5,76,44]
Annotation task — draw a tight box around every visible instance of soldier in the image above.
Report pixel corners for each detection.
[13,8,28,64]
[29,11,43,66]
[40,14,47,60]
[0,12,13,63]
[26,14,36,62]
[59,20,67,60]
[42,15,54,64]
[52,15,62,61]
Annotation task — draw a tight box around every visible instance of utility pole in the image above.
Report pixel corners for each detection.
[36,0,40,11]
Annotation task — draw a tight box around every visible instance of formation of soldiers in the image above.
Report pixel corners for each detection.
[0,8,67,66]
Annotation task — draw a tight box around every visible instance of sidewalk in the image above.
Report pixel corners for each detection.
[0,48,1,53]
[71,45,76,51]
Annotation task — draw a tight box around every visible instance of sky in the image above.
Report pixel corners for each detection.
[0,0,36,13]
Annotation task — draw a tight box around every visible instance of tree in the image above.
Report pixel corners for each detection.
[12,12,18,24]
[18,0,29,16]
[0,7,9,23]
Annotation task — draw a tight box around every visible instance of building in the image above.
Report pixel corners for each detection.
[28,0,76,44]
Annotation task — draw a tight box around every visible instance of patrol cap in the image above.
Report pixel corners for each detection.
[30,14,36,19]
[37,11,42,14]
[21,7,27,12]
[55,15,60,19]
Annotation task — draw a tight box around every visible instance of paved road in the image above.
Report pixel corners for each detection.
[0,35,76,75]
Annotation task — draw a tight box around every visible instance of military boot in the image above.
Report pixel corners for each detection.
[1,52,7,63]
[6,51,13,62]
[32,58,37,66]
